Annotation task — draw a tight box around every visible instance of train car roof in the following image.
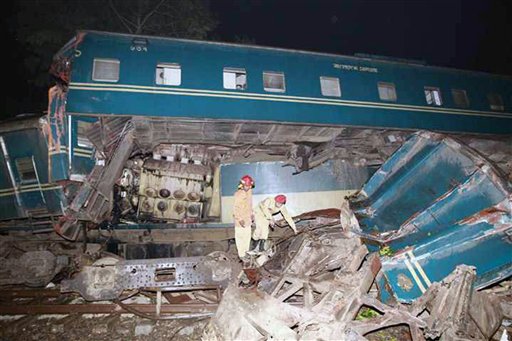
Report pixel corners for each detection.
[58,30,511,80]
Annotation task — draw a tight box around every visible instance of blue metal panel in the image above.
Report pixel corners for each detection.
[220,161,371,196]
[388,170,507,250]
[349,131,512,303]
[2,130,49,182]
[70,116,96,176]
[0,194,20,220]
[66,87,512,134]
[0,123,67,220]
[377,218,512,303]
[0,187,65,221]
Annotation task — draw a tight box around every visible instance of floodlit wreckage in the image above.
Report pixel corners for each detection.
[0,30,511,339]
[2,131,509,340]
[205,231,503,341]
[204,132,512,340]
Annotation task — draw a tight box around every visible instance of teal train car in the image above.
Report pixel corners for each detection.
[0,116,66,227]
[46,30,511,183]
[0,30,511,301]
[59,31,512,134]
[1,30,511,241]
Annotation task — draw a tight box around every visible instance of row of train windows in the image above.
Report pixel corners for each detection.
[92,58,506,111]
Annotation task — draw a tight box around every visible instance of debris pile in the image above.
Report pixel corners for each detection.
[204,222,506,340]
[0,216,509,340]
[0,131,510,340]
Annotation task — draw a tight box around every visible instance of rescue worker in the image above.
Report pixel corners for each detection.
[252,194,297,251]
[232,175,254,259]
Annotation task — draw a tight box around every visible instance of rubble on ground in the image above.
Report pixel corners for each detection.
[204,221,509,340]
[0,214,510,340]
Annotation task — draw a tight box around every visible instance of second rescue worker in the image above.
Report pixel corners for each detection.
[253,194,297,251]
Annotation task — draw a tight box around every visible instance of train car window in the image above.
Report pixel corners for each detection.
[487,93,504,111]
[451,89,469,108]
[92,58,120,82]
[15,157,37,183]
[77,121,93,148]
[378,82,397,101]
[424,87,442,106]
[263,71,286,92]
[156,63,181,86]
[223,68,247,90]
[320,77,341,97]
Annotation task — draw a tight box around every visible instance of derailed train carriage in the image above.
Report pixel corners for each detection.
[0,31,511,301]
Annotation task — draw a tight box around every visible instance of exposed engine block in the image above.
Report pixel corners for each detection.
[133,144,214,222]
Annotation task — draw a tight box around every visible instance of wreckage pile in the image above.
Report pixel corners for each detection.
[203,218,508,340]
[0,131,511,340]
[0,215,510,340]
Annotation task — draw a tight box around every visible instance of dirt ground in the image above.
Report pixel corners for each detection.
[0,314,208,341]
[0,312,510,340]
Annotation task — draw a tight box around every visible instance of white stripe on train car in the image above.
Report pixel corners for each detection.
[406,250,432,287]
[69,82,512,119]
[403,255,427,294]
[0,184,62,197]
[63,146,94,158]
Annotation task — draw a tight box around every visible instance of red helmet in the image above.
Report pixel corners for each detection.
[275,194,287,204]
[240,175,254,187]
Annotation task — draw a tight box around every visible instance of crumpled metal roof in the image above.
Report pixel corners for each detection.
[349,131,512,302]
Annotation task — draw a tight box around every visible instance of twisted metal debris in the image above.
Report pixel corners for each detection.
[203,221,504,340]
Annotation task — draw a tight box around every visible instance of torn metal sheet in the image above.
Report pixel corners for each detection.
[348,131,512,302]
[46,85,69,181]
[205,225,505,340]
[205,227,426,341]
[55,126,135,240]
[204,283,310,340]
[410,265,503,340]
[131,117,410,171]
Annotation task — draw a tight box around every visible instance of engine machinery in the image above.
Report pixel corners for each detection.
[119,144,215,223]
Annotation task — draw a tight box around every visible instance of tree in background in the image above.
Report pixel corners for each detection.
[108,0,217,39]
[5,0,217,117]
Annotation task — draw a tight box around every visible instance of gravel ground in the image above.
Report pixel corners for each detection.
[0,314,208,341]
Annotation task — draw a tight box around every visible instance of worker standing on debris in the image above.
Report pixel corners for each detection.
[233,175,254,259]
[253,194,297,251]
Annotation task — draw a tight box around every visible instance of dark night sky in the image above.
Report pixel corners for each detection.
[2,0,512,117]
[212,0,512,75]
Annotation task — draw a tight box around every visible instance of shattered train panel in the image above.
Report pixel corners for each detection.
[348,131,512,303]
